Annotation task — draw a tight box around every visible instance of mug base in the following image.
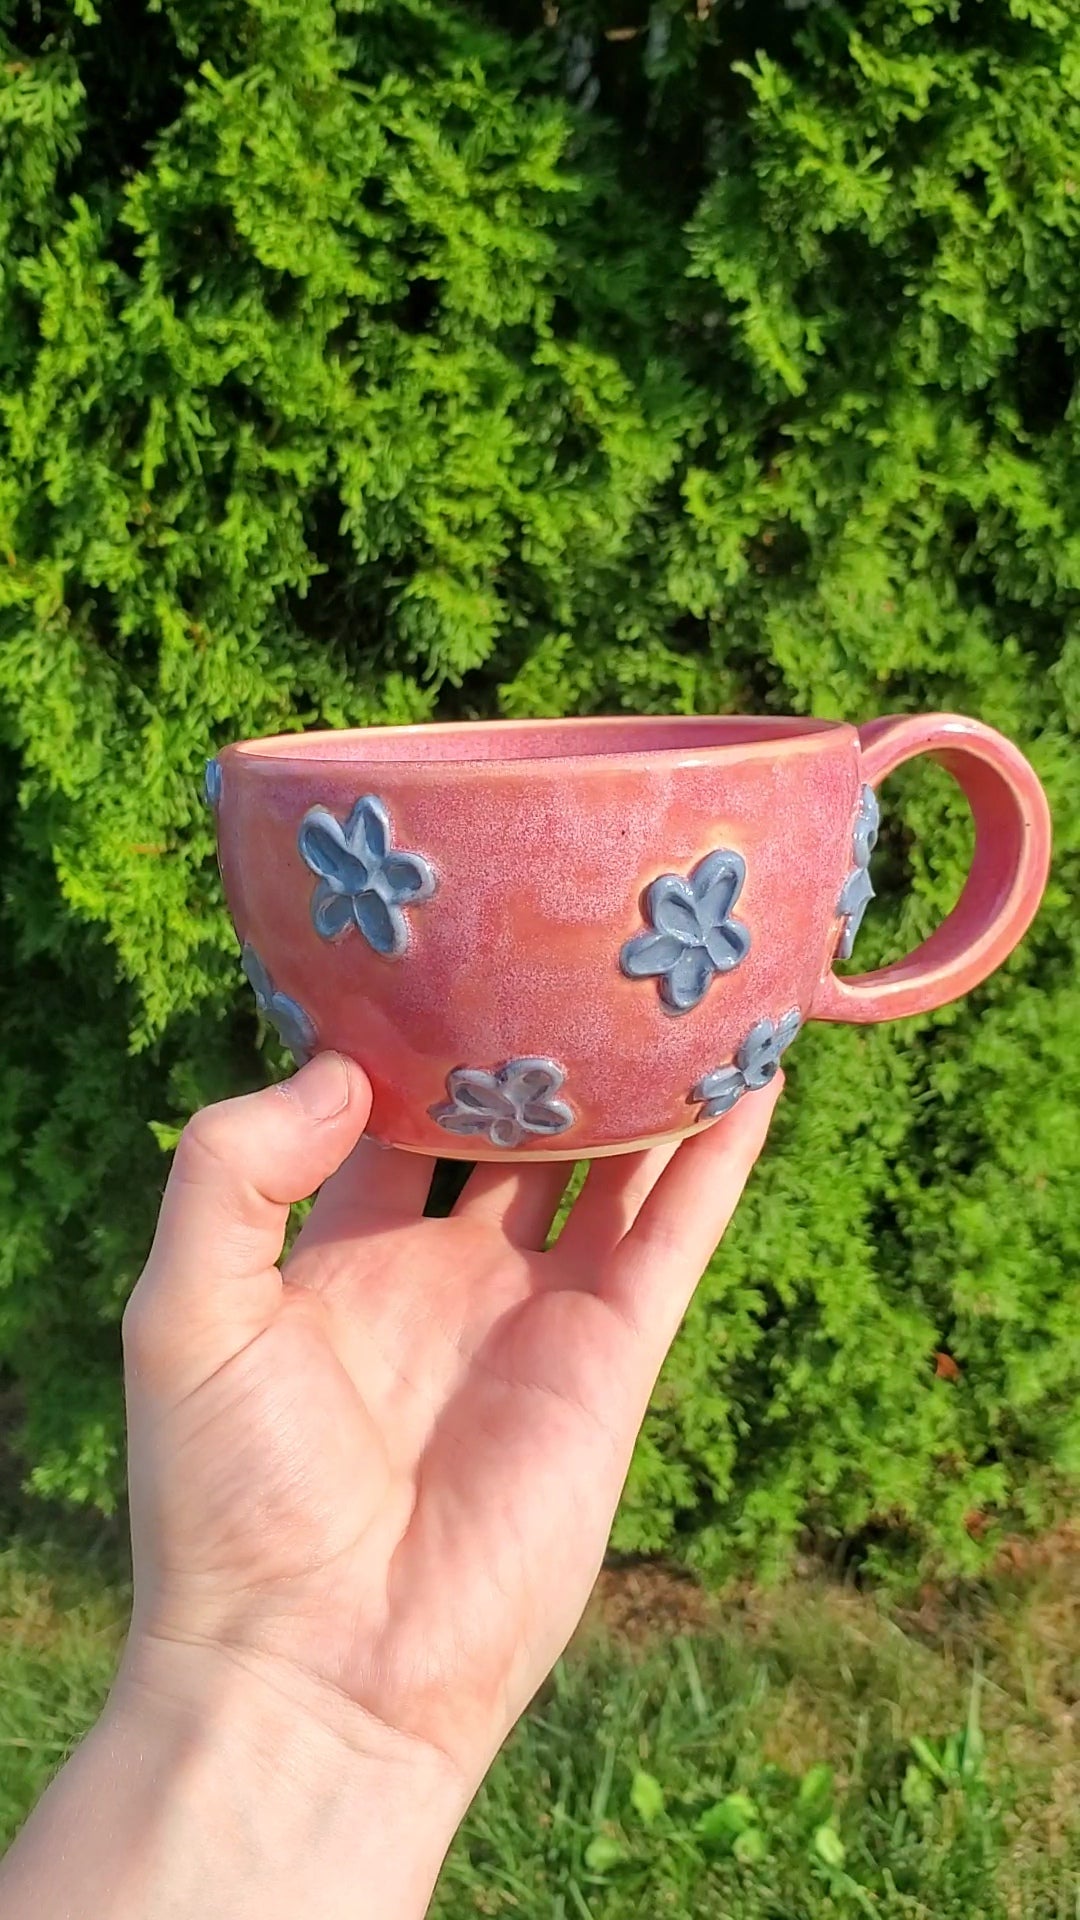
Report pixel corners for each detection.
[371,1117,716,1163]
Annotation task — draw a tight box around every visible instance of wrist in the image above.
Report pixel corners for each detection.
[118,1625,473,1801]
[37,1632,469,1920]
[116,1635,466,1920]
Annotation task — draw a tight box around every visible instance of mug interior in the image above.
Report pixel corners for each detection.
[230,714,842,767]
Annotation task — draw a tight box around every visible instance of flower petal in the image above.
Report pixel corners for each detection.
[693,1067,745,1118]
[447,1070,500,1113]
[311,885,356,941]
[704,915,751,973]
[381,851,436,903]
[433,1104,495,1138]
[852,785,880,865]
[620,929,686,979]
[298,809,369,891]
[350,795,390,866]
[520,1097,574,1137]
[241,943,271,1010]
[737,1018,776,1083]
[837,864,874,921]
[836,891,875,960]
[270,993,316,1064]
[663,946,714,1012]
[446,1069,521,1123]
[488,1116,525,1149]
[648,876,699,941]
[353,890,405,956]
[505,1058,563,1102]
[691,849,746,926]
[776,1007,802,1054]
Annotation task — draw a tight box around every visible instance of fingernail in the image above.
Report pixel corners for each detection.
[286,1052,351,1120]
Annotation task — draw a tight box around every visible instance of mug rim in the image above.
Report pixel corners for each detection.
[222,713,858,775]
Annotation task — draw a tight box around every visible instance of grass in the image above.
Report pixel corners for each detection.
[0,1531,128,1841]
[1,1529,1078,1916]
[433,1563,1080,1920]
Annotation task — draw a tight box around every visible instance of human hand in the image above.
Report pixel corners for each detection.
[116,1053,780,1898]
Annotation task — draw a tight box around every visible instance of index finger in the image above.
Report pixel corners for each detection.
[599,1075,784,1351]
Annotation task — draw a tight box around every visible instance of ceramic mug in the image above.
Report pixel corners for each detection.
[207,713,1051,1160]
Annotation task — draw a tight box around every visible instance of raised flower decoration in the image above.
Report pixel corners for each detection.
[298,794,436,957]
[692,1008,801,1120]
[836,784,880,959]
[620,850,751,1013]
[203,757,222,808]
[241,945,317,1065]
[432,1057,574,1150]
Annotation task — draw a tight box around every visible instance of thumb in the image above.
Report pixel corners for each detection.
[123,1053,371,1401]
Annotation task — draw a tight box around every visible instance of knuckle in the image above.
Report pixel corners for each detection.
[169,1106,272,1240]
[171,1108,237,1186]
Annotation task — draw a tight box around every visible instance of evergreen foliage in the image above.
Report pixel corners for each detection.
[1,0,1077,1578]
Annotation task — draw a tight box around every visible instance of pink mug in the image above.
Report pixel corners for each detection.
[208,713,1051,1160]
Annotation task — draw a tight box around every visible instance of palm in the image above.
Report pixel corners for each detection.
[127,1070,780,1784]
[150,1170,646,1771]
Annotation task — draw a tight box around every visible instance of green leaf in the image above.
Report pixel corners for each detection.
[798,1763,834,1810]
[910,1736,950,1785]
[629,1769,665,1825]
[583,1835,628,1875]
[902,1761,936,1812]
[696,1791,759,1846]
[733,1826,768,1865]
[813,1824,847,1870]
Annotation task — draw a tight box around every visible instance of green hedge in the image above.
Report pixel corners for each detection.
[1,0,1077,1579]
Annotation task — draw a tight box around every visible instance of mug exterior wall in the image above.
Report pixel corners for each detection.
[215,725,862,1157]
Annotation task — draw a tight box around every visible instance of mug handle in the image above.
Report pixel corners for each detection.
[813,713,1052,1025]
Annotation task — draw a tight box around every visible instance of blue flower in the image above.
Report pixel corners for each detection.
[432,1057,574,1150]
[693,1008,801,1119]
[298,795,436,957]
[620,850,751,1013]
[836,784,880,959]
[241,945,317,1065]
[203,757,222,808]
